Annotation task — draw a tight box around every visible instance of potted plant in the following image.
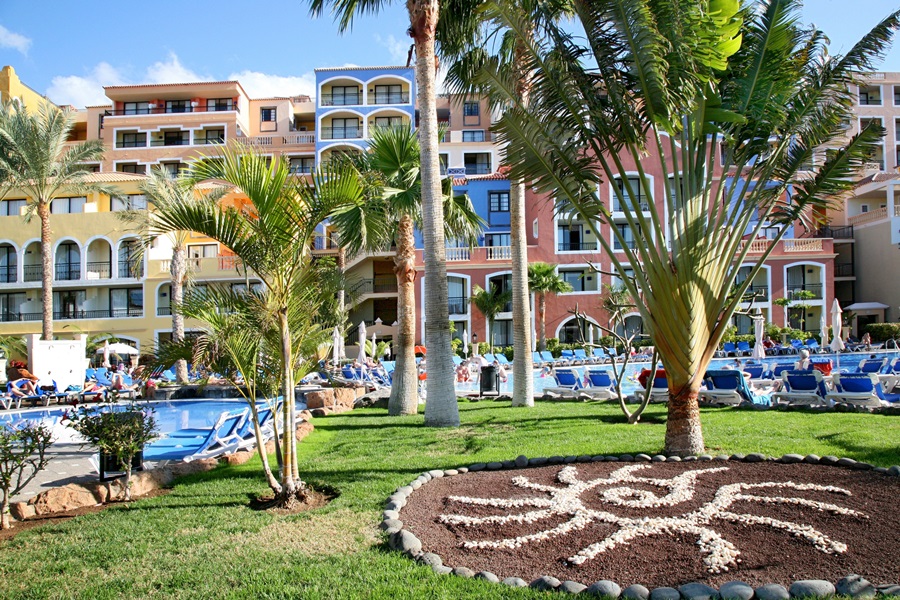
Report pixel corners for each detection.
[68,397,158,501]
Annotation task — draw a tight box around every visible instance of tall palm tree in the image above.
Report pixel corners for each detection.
[488,0,898,454]
[528,262,572,352]
[0,101,113,340]
[308,0,460,427]
[470,284,512,355]
[146,145,354,506]
[331,126,483,416]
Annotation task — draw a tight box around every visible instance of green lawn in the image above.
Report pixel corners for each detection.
[1,400,898,599]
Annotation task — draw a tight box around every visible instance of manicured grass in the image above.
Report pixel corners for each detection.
[1,400,898,599]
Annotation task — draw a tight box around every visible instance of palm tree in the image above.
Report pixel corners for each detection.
[470,284,512,355]
[308,0,460,427]
[528,262,572,352]
[488,0,898,454]
[0,101,113,340]
[146,145,353,506]
[330,126,482,416]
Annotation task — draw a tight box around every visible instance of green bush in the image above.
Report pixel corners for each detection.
[862,322,900,342]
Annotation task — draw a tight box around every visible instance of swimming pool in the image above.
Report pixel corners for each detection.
[454,350,900,396]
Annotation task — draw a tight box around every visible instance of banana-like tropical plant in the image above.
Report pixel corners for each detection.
[486,0,899,454]
[527,262,573,352]
[470,284,513,355]
[145,144,353,506]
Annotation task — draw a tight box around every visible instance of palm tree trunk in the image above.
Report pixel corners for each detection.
[336,247,346,316]
[389,214,419,415]
[277,307,303,506]
[538,292,547,352]
[410,0,459,428]
[170,243,189,385]
[509,178,533,406]
[249,401,282,493]
[38,201,53,341]
[664,382,705,456]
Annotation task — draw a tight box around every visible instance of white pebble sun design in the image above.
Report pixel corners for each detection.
[439,465,865,573]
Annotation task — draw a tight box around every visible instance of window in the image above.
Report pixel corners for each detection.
[231,282,264,296]
[374,84,404,104]
[112,194,148,211]
[2,199,25,217]
[207,98,233,111]
[610,267,635,289]
[439,154,448,175]
[485,233,510,247]
[160,131,189,146]
[557,223,585,251]
[0,245,17,283]
[329,118,360,139]
[330,86,360,105]
[166,100,189,113]
[188,243,218,259]
[197,128,225,145]
[50,196,86,214]
[462,130,485,142]
[463,101,480,116]
[160,163,183,176]
[0,292,25,321]
[464,153,491,175]
[614,224,640,251]
[118,240,143,278]
[373,116,403,129]
[118,132,146,148]
[110,287,143,317]
[53,290,86,319]
[559,269,585,291]
[289,157,315,174]
[260,107,276,122]
[489,191,509,212]
[78,163,101,173]
[116,163,146,174]
[55,242,80,280]
[613,176,650,211]
[123,101,150,115]
[860,204,869,213]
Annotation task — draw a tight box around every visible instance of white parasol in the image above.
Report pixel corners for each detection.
[358,321,367,365]
[95,342,140,356]
[820,311,829,349]
[752,310,765,360]
[462,328,469,357]
[332,326,342,365]
[830,299,845,368]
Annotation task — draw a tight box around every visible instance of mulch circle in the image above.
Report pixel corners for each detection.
[394,457,900,590]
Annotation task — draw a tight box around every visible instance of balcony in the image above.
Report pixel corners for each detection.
[157,306,172,316]
[118,260,145,279]
[311,234,341,255]
[320,127,363,140]
[289,165,314,175]
[0,266,16,283]
[284,133,316,145]
[736,285,769,300]
[558,242,597,252]
[150,137,190,147]
[103,105,239,117]
[23,265,41,282]
[320,93,362,107]
[159,255,242,275]
[835,263,855,277]
[349,276,398,297]
[848,206,888,226]
[787,283,823,299]
[370,92,410,105]
[55,263,80,281]
[448,296,469,315]
[464,164,491,175]
[194,135,225,146]
[1,308,143,323]
[612,200,651,213]
[446,247,471,261]
[85,261,111,279]
[486,246,512,260]
[814,225,854,239]
[115,139,147,149]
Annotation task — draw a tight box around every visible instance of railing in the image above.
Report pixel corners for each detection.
[150,137,191,147]
[862,160,885,170]
[814,225,854,239]
[446,247,471,261]
[1,308,143,322]
[157,306,172,316]
[465,164,492,175]
[85,261,111,279]
[349,276,399,297]
[320,93,362,106]
[894,201,900,217]
[194,135,225,145]
[370,93,410,105]
[289,165,314,174]
[23,265,41,282]
[557,242,597,252]
[103,105,238,116]
[118,261,144,278]
[787,283,823,299]
[115,140,147,148]
[311,234,341,254]
[736,238,771,253]
[0,266,16,283]
[320,127,363,140]
[55,263,80,281]
[737,285,769,299]
[612,200,651,212]
[218,256,242,271]
[848,206,888,226]
[486,246,512,260]
[614,240,638,251]
[284,133,315,145]
[783,239,823,252]
[448,296,469,315]
[237,135,273,146]
[835,263,855,277]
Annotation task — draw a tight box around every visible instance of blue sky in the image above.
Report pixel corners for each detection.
[1,0,899,109]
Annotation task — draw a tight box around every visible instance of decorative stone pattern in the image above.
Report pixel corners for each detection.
[381,453,900,596]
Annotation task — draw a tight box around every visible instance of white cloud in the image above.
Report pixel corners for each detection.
[227,70,316,99]
[47,62,126,107]
[0,24,31,55]
[145,53,211,84]
[374,34,411,65]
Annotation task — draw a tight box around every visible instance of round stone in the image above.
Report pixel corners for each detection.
[619,454,634,462]
[755,584,790,600]
[387,494,407,506]
[698,454,713,461]
[548,455,564,464]
[835,575,876,599]
[380,518,403,532]
[474,571,500,583]
[744,453,766,463]
[443,469,458,476]
[851,462,873,470]
[683,456,698,461]
[873,467,889,474]
[635,453,652,462]
[515,454,529,468]
[679,582,720,600]
[887,465,900,476]
[652,455,668,462]
[803,454,821,464]
[605,456,620,462]
[501,460,515,469]
[729,454,746,461]
[428,469,444,478]
[836,457,857,468]
[529,457,549,466]
[486,461,503,470]
[452,566,475,578]
[577,454,593,463]
[432,565,452,575]
[591,455,607,462]
[531,576,562,591]
[713,454,730,461]
[587,580,623,598]
[456,467,469,474]
[503,577,528,587]
[780,454,804,464]
[420,472,432,482]
[417,552,442,568]
[410,480,422,490]
[650,587,681,600]
[622,584,650,600]
[383,510,399,520]
[397,486,413,495]
[789,580,835,598]
[667,456,682,462]
[391,530,421,555]
[819,455,839,465]
[877,584,900,596]
[385,501,403,512]
[560,581,588,594]
[719,581,754,600]
[469,463,486,472]
[563,455,578,463]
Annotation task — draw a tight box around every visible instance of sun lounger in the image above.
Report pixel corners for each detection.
[584,368,616,400]
[494,354,511,366]
[723,342,737,357]
[234,403,281,451]
[573,349,592,364]
[828,373,900,407]
[145,409,248,462]
[632,368,669,403]
[541,351,568,366]
[771,370,830,407]
[736,341,752,356]
[854,357,888,375]
[543,368,585,398]
[700,369,770,406]
[7,380,46,407]
[0,390,21,410]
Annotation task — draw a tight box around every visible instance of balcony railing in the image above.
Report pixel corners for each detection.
[558,242,597,252]
[115,139,147,149]
[783,239,823,252]
[150,138,190,147]
[612,200,651,212]
[814,225,854,239]
[349,276,399,297]
[55,263,80,281]
[320,127,363,140]
[85,261,111,279]
[464,164,491,175]
[486,246,512,260]
[849,206,888,226]
[1,308,143,323]
[320,94,362,106]
[284,133,316,145]
[157,306,172,316]
[370,92,410,105]
[614,240,638,251]
[0,266,16,283]
[835,263,855,277]
[23,265,41,282]
[448,296,469,315]
[737,285,769,299]
[194,135,225,145]
[103,105,238,117]
[289,165,314,175]
[311,234,341,255]
[118,260,144,278]
[787,283,823,299]
[446,247,470,261]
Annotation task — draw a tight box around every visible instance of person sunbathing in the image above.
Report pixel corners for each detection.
[82,379,107,400]
[8,378,38,397]
[108,366,138,392]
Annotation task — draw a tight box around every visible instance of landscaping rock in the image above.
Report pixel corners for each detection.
[876,584,900,596]
[586,580,622,598]
[223,450,254,466]
[419,472,432,482]
[729,454,746,461]
[619,454,634,462]
[530,457,549,466]
[30,483,107,515]
[469,463,486,472]
[457,467,469,474]
[591,455,607,462]
[333,387,356,409]
[385,501,403,512]
[304,389,334,409]
[564,456,578,463]
[683,456,698,461]
[744,453,766,463]
[780,454,804,464]
[819,455,839,465]
[443,469,458,476]
[755,584,790,600]
[719,581,754,600]
[577,455,593,463]
[605,456,620,462]
[851,462,873,471]
[501,460,515,469]
[390,530,421,555]
[428,470,444,479]
[652,455,668,462]
[635,453,652,462]
[789,580,835,598]
[475,571,500,583]
[650,587,681,600]
[380,519,403,532]
[515,455,529,468]
[698,454,713,461]
[410,480,422,490]
[417,553,442,568]
[9,501,35,521]
[432,565,453,575]
[887,465,900,476]
[713,454,730,461]
[874,467,889,474]
[310,408,329,418]
[803,454,821,464]
[835,575,876,599]
[667,456,682,462]
[622,584,651,600]
[503,577,528,587]
[560,581,588,594]
[531,576,562,591]
[837,457,857,468]
[679,582,719,600]
[548,456,564,464]
[452,567,476,578]
[486,461,503,470]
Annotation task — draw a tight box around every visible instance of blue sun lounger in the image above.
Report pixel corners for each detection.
[700,370,770,406]
[771,370,830,407]
[828,373,900,408]
[145,409,248,462]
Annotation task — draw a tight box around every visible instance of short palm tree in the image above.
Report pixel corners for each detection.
[146,145,352,506]
[528,262,572,352]
[489,0,898,454]
[330,126,483,416]
[0,101,114,340]
[470,284,513,355]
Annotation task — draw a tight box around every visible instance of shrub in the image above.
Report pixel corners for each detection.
[863,323,900,342]
[0,423,53,529]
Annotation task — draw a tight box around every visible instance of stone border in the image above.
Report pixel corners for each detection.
[383,453,900,598]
